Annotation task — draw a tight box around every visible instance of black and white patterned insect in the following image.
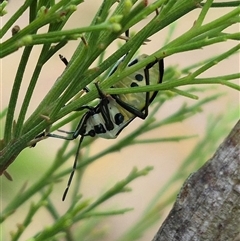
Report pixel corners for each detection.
[58,53,164,200]
[33,49,164,201]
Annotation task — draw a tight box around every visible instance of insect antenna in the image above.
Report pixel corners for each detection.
[62,134,85,201]
[59,54,68,66]
[59,54,89,93]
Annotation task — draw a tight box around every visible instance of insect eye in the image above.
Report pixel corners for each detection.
[94,123,106,134]
[115,113,124,125]
[88,129,95,137]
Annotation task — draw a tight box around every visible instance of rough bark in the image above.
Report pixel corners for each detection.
[152,120,240,241]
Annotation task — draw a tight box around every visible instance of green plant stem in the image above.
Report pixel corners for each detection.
[0,0,35,38]
[191,44,240,78]
[51,94,214,181]
[29,0,37,22]
[21,0,205,134]
[164,7,240,49]
[103,41,240,95]
[46,0,193,118]
[5,22,116,51]
[1,1,239,240]
[170,88,198,99]
[76,167,153,218]
[44,196,75,241]
[132,135,197,144]
[11,188,52,241]
[203,1,240,7]
[14,47,50,138]
[32,167,152,240]
[13,6,77,137]
[1,162,58,222]
[3,47,33,142]
[0,0,78,58]
[0,107,8,120]
[39,1,150,118]
[195,0,213,27]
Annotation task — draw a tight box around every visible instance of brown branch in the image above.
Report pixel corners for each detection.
[152,120,240,241]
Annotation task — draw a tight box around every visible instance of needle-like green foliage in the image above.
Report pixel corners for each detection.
[0,0,239,240]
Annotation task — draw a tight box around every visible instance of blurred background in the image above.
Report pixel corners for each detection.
[1,0,239,240]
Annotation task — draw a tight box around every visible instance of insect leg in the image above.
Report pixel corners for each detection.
[142,58,164,115]
[114,94,147,119]
[158,58,164,85]
[142,63,151,117]
[113,58,164,119]
[114,60,152,119]
[112,57,152,119]
[30,129,74,147]
[94,83,115,131]
[46,132,75,140]
[125,29,129,40]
